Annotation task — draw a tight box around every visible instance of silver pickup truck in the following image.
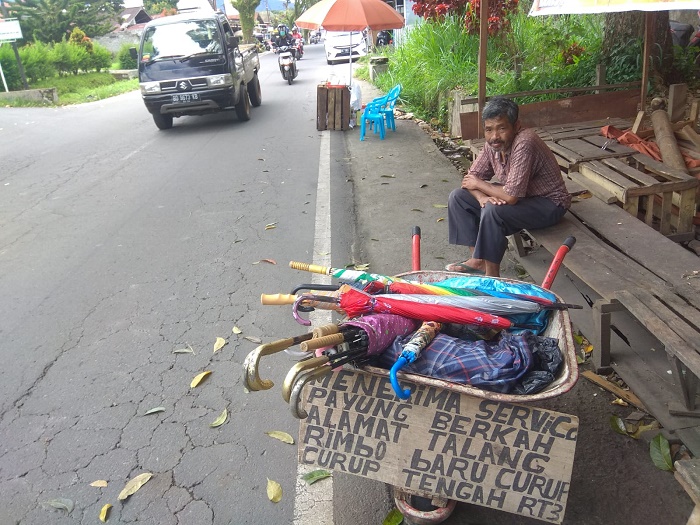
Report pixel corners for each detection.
[132,10,262,129]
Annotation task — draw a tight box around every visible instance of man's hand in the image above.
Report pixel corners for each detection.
[461,173,480,191]
[462,173,517,206]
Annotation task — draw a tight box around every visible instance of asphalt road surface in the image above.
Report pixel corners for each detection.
[0,43,360,524]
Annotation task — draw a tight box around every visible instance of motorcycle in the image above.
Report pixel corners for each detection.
[294,37,304,59]
[277,45,298,85]
[310,31,321,44]
[376,30,393,47]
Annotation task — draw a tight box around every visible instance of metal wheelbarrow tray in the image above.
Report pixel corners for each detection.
[356,270,579,404]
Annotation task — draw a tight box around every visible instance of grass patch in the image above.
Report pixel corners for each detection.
[5,72,138,107]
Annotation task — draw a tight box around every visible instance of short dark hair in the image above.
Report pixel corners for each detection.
[482,97,519,125]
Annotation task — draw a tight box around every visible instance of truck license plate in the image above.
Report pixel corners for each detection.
[171,93,200,103]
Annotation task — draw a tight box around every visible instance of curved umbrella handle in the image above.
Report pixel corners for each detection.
[292,294,339,326]
[390,357,412,400]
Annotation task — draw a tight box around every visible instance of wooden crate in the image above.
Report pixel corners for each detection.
[316,84,351,131]
[578,153,698,241]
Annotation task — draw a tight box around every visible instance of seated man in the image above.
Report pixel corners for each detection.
[446,97,571,277]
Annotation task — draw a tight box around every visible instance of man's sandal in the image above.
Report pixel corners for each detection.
[444,262,485,275]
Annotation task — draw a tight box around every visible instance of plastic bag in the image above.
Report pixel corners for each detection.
[350,83,362,111]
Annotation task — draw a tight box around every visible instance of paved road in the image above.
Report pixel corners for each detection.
[0,44,359,524]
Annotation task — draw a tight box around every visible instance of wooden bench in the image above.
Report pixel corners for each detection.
[676,459,700,525]
[577,154,698,241]
[513,182,700,423]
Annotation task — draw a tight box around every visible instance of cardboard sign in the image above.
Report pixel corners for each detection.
[298,370,578,524]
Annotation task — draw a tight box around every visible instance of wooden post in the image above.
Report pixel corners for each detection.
[640,12,654,112]
[668,84,688,123]
[477,0,488,139]
[651,109,689,174]
[595,64,606,95]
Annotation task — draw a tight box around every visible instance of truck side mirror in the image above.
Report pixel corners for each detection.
[129,47,138,60]
[227,35,239,48]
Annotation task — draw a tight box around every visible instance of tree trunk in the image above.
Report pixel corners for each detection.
[603,11,677,88]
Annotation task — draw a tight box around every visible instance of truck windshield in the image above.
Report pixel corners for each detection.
[142,19,223,61]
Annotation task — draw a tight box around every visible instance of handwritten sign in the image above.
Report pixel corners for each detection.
[298,369,578,524]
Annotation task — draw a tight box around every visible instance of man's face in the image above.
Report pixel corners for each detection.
[484,115,518,153]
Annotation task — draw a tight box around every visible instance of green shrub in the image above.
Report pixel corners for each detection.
[33,71,115,96]
[89,43,113,72]
[0,43,22,90]
[117,43,138,69]
[51,40,89,75]
[19,41,56,83]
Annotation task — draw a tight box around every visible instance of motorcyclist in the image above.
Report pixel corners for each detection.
[273,25,295,53]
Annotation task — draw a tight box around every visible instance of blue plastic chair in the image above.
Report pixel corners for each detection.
[359,98,386,141]
[380,84,402,131]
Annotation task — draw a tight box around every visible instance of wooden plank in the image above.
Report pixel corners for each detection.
[675,459,700,506]
[548,142,584,163]
[317,85,328,131]
[566,171,618,204]
[327,88,336,130]
[558,138,625,161]
[632,153,698,182]
[581,370,647,411]
[615,290,700,372]
[565,195,700,302]
[676,126,700,151]
[669,84,688,122]
[639,290,700,352]
[525,212,668,298]
[458,92,636,140]
[584,134,637,155]
[631,110,646,134]
[579,160,637,200]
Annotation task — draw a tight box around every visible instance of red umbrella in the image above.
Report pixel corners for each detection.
[294,285,513,329]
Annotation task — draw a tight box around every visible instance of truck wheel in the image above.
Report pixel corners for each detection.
[235,85,251,121]
[153,113,173,130]
[247,73,262,107]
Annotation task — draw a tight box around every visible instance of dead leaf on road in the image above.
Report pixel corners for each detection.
[99,504,112,522]
[44,498,74,513]
[173,344,195,355]
[433,204,448,208]
[118,473,153,501]
[264,222,277,230]
[210,408,228,427]
[253,259,277,265]
[266,430,294,444]
[190,371,212,388]
[90,480,108,488]
[244,336,262,344]
[143,406,165,416]
[232,326,242,334]
[437,218,445,222]
[267,478,282,502]
[213,337,227,353]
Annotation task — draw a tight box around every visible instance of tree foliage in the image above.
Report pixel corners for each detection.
[412,0,519,36]
[143,0,177,16]
[10,0,122,43]
[231,0,260,42]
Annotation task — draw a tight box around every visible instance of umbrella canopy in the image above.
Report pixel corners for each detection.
[529,0,700,16]
[296,0,405,31]
[342,313,419,355]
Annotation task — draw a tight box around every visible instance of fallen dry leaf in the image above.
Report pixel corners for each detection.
[436,218,445,223]
[44,498,74,513]
[173,344,195,355]
[118,473,152,501]
[210,408,228,428]
[244,336,262,344]
[266,430,294,444]
[190,371,212,388]
[433,204,448,208]
[267,478,283,502]
[232,326,242,334]
[213,337,227,353]
[264,222,277,230]
[143,406,165,416]
[99,503,112,522]
[354,263,370,271]
[90,480,108,488]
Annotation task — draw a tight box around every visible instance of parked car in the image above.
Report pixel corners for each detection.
[324,31,368,64]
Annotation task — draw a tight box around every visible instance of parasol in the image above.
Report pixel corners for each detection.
[295,0,404,86]
[281,313,418,402]
[293,285,516,329]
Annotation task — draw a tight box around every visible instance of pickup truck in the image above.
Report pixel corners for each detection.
[131,10,262,130]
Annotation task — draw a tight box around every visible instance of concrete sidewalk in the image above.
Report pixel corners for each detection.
[345,78,521,280]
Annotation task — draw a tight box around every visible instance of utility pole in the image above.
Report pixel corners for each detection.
[0,2,29,90]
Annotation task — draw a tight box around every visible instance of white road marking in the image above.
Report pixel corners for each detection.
[293,130,334,525]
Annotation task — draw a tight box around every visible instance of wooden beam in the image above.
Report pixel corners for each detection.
[477,0,488,138]
[582,370,648,412]
[640,12,654,112]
